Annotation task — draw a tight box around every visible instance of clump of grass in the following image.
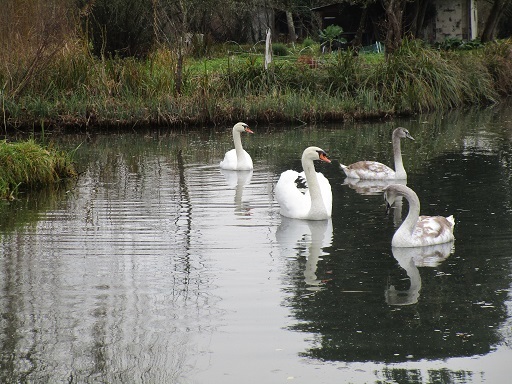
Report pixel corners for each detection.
[480,38,512,95]
[272,43,288,56]
[0,139,77,199]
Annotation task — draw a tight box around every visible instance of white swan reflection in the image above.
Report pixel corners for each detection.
[220,169,253,215]
[386,242,454,306]
[276,217,333,291]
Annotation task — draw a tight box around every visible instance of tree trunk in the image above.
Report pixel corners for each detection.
[407,0,430,38]
[286,11,296,43]
[383,0,406,56]
[481,0,509,42]
[351,5,368,52]
[414,0,429,38]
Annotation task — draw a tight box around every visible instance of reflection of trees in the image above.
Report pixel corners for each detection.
[0,135,218,382]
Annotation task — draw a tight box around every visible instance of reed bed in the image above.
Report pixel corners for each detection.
[1,38,512,130]
[0,140,77,199]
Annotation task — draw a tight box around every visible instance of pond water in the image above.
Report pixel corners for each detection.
[1,101,512,383]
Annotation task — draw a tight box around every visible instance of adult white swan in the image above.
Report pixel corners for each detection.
[219,122,254,170]
[384,184,455,247]
[275,146,332,220]
[340,127,415,180]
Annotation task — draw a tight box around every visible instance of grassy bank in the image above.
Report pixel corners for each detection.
[0,140,77,199]
[1,38,512,130]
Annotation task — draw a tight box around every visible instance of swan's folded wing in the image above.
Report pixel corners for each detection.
[275,170,311,217]
[344,161,395,179]
[415,215,455,244]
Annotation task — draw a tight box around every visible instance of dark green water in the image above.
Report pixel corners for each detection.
[1,101,511,383]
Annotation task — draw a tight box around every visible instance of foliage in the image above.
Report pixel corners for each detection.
[1,33,511,129]
[435,38,484,51]
[79,0,154,58]
[272,43,289,57]
[0,140,77,199]
[319,25,347,52]
[302,38,315,48]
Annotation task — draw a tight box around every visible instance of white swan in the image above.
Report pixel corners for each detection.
[384,184,455,247]
[219,122,254,170]
[340,127,415,180]
[275,146,332,220]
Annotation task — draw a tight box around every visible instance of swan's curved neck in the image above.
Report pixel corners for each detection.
[302,156,326,215]
[233,129,244,160]
[397,190,420,237]
[392,133,406,179]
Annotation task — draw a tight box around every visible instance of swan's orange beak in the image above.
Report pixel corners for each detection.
[319,152,331,163]
[245,127,254,134]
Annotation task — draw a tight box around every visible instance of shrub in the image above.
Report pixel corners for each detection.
[272,43,288,56]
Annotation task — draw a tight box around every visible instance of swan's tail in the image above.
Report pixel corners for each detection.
[339,163,349,175]
[446,215,455,227]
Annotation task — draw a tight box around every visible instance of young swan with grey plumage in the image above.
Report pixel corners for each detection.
[340,127,415,180]
[384,184,455,247]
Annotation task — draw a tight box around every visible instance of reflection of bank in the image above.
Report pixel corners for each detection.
[386,242,454,306]
[220,169,253,216]
[276,217,333,291]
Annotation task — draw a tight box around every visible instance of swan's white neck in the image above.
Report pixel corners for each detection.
[233,129,245,162]
[302,155,327,219]
[395,189,420,239]
[392,133,406,179]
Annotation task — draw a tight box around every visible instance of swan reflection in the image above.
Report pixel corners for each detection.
[343,178,402,196]
[220,169,253,215]
[344,178,406,225]
[276,217,333,291]
[386,242,454,306]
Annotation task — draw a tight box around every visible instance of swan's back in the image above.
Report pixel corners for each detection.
[340,161,395,180]
[220,149,253,170]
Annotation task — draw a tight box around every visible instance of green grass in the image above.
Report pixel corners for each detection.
[1,38,512,130]
[0,140,77,199]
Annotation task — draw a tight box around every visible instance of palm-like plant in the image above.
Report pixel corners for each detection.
[319,25,347,52]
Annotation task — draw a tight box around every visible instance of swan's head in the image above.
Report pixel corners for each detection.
[233,122,254,134]
[302,146,331,163]
[394,127,415,141]
[383,184,415,213]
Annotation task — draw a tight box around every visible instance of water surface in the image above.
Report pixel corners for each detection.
[1,102,512,383]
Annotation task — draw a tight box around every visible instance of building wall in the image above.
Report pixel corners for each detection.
[434,0,478,42]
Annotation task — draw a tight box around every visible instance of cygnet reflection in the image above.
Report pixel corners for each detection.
[386,242,454,306]
[344,178,406,225]
[276,217,333,291]
[220,169,253,215]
